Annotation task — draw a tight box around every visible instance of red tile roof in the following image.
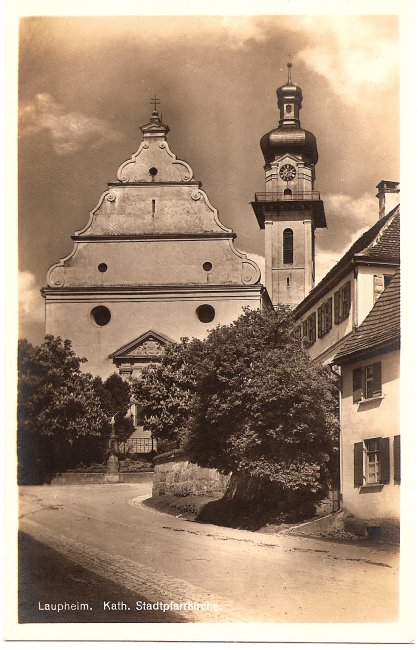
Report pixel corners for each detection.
[358,210,400,260]
[333,269,400,365]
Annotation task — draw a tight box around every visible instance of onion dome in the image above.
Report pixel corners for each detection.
[260,62,318,166]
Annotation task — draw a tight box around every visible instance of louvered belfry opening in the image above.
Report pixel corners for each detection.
[283,228,294,264]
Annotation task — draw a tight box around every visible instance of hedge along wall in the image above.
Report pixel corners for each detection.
[152,451,230,497]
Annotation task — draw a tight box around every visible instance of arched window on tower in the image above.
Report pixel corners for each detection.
[283,228,294,264]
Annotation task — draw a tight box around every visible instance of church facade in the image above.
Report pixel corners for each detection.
[42,109,267,378]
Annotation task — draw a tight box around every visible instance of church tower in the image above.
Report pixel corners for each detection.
[251,62,327,308]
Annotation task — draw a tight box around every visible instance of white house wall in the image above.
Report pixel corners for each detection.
[356,266,397,326]
[340,349,400,520]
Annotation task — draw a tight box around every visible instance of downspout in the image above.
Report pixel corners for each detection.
[352,263,359,330]
[330,364,343,512]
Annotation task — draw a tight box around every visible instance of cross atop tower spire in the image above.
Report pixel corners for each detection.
[287,54,293,84]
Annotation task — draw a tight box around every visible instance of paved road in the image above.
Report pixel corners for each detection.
[19,480,399,623]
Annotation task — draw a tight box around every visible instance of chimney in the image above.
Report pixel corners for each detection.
[376,180,400,219]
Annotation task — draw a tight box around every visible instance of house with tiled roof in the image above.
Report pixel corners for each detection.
[332,270,400,541]
[293,185,400,364]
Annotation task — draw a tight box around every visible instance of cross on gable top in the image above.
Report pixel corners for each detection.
[150,94,160,112]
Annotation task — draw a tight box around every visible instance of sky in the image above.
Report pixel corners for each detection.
[17,12,400,343]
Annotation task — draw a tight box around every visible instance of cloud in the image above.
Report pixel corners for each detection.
[247,252,265,285]
[218,17,268,49]
[315,192,379,281]
[19,93,122,155]
[19,271,44,325]
[295,17,398,105]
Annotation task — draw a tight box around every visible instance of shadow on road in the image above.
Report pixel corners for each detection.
[18,532,185,623]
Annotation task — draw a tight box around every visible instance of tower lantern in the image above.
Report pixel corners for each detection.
[251,64,327,308]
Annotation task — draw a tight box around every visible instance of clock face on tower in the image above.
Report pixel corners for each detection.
[279,164,297,181]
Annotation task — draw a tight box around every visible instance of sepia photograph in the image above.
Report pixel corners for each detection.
[4,0,416,644]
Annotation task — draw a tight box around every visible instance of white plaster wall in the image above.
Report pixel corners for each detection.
[269,211,313,306]
[48,238,257,288]
[357,266,397,325]
[340,349,400,519]
[45,291,263,377]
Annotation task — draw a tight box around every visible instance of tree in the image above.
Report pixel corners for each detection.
[17,336,108,483]
[131,337,202,451]
[133,307,339,503]
[92,373,134,442]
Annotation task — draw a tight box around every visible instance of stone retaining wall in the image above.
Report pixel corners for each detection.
[50,471,154,486]
[152,459,229,497]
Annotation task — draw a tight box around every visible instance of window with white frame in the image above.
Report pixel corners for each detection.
[353,437,390,486]
[364,438,381,484]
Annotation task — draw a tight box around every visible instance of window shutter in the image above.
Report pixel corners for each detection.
[343,281,351,319]
[317,305,323,337]
[371,362,382,397]
[325,298,332,333]
[354,442,364,486]
[334,290,340,324]
[373,274,384,303]
[380,437,390,484]
[393,435,401,482]
[353,367,363,402]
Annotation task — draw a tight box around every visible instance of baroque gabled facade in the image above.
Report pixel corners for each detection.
[42,110,267,377]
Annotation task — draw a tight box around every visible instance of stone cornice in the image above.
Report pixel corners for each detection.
[107,181,202,187]
[41,284,265,300]
[71,232,237,242]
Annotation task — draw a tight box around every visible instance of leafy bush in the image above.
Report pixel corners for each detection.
[132,308,339,501]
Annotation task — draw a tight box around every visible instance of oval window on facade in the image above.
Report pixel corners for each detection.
[202,262,213,272]
[91,306,111,327]
[196,304,215,323]
[98,263,108,272]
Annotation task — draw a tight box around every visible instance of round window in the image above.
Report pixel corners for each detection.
[91,306,111,327]
[202,262,213,272]
[196,304,215,323]
[98,263,108,272]
[149,167,158,177]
